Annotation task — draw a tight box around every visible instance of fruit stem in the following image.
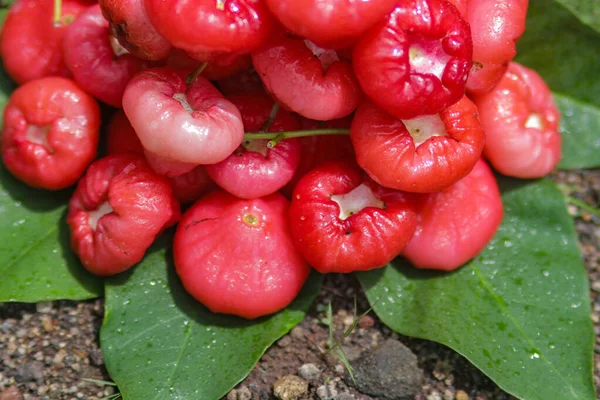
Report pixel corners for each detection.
[243,128,350,148]
[262,103,280,132]
[186,62,209,85]
[53,0,62,26]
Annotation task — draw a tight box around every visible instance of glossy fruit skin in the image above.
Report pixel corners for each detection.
[465,0,528,95]
[63,4,147,107]
[122,67,244,176]
[474,62,561,178]
[174,190,310,319]
[351,96,485,193]
[402,159,503,270]
[252,35,362,121]
[1,77,100,190]
[353,0,472,120]
[144,0,275,54]
[105,109,216,204]
[289,161,418,273]
[264,0,398,49]
[68,154,180,276]
[0,0,87,84]
[205,92,301,199]
[106,110,145,156]
[99,0,172,60]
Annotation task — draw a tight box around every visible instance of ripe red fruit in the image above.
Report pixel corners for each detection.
[122,67,244,176]
[264,0,398,49]
[252,35,362,121]
[144,0,275,54]
[168,166,216,204]
[63,4,147,107]
[465,0,528,95]
[0,0,86,84]
[166,49,253,81]
[106,110,144,156]
[99,0,172,60]
[68,154,180,276]
[174,190,310,319]
[474,62,561,178]
[353,0,472,120]
[289,161,418,273]
[350,96,485,193]
[1,77,100,190]
[402,159,503,271]
[205,93,301,199]
[105,109,216,204]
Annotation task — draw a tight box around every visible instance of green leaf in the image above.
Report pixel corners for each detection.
[553,0,600,34]
[101,237,322,400]
[357,179,596,400]
[555,94,600,169]
[516,0,600,169]
[0,164,103,302]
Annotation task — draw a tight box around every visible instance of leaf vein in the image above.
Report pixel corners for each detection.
[0,225,58,275]
[152,321,192,400]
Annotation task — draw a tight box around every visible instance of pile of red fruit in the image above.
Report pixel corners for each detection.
[0,0,561,319]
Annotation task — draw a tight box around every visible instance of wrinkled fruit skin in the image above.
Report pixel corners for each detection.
[1,77,100,190]
[168,165,216,204]
[351,96,485,193]
[174,190,310,319]
[474,62,561,178]
[63,4,147,107]
[353,0,472,119]
[144,0,274,54]
[289,161,419,273]
[99,0,172,60]
[402,159,503,270]
[122,67,244,175]
[252,35,362,121]
[0,0,86,84]
[465,0,528,95]
[264,0,398,49]
[166,49,253,81]
[68,154,180,276]
[206,92,301,199]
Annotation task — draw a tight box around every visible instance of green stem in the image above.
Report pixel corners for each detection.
[186,62,209,85]
[53,0,62,26]
[566,196,600,219]
[243,128,350,141]
[262,103,280,132]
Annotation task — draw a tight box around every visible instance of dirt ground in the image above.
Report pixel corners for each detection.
[0,169,598,400]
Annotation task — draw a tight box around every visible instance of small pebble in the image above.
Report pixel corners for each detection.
[36,302,54,314]
[277,336,292,348]
[298,363,320,381]
[317,381,338,400]
[427,391,442,400]
[290,326,305,340]
[358,315,375,329]
[273,375,308,400]
[0,387,22,400]
[455,390,469,400]
[226,385,252,400]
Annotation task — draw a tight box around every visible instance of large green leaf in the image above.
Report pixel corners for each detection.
[554,0,600,34]
[0,164,103,301]
[555,94,600,169]
[357,179,595,400]
[516,0,600,169]
[101,237,322,400]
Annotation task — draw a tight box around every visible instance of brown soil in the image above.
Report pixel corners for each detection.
[0,170,598,400]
